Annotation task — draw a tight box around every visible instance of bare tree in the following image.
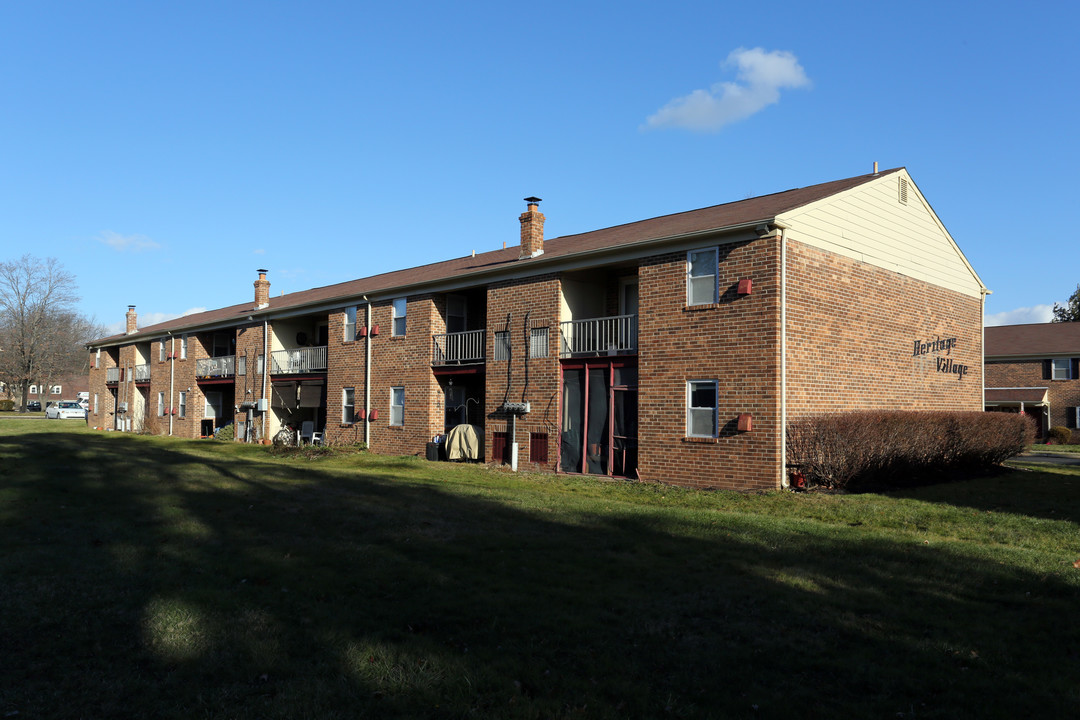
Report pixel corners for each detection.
[0,255,101,411]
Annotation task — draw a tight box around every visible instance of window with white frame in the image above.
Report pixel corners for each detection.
[343,387,355,424]
[157,392,165,417]
[494,330,510,361]
[392,298,407,336]
[529,326,549,358]
[159,340,167,362]
[204,391,222,420]
[51,386,61,395]
[178,391,187,418]
[96,348,101,366]
[390,386,404,426]
[687,248,719,306]
[180,335,188,359]
[93,393,98,415]
[1052,358,1073,380]
[687,380,718,438]
[257,354,264,375]
[344,306,357,341]
[29,385,37,394]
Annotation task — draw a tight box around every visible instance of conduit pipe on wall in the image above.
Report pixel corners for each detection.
[168,333,175,436]
[364,299,372,448]
[777,222,790,489]
[262,318,269,441]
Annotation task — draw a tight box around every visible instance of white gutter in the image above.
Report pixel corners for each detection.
[779,225,789,488]
[262,319,269,441]
[168,335,175,436]
[365,299,372,448]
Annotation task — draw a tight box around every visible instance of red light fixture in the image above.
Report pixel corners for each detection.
[737,413,753,432]
[357,326,368,338]
[370,324,380,336]
[737,278,753,296]
[368,409,379,421]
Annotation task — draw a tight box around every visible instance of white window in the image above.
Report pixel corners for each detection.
[687,380,718,438]
[494,331,510,361]
[180,335,188,360]
[257,354,264,375]
[1052,358,1072,380]
[96,348,101,366]
[29,385,37,394]
[237,355,247,376]
[392,298,407,336]
[529,327,549,358]
[93,393,98,415]
[687,248,719,306]
[390,386,404,426]
[344,306,357,341]
[343,387,355,424]
[159,340,167,362]
[204,391,222,420]
[51,386,61,395]
[157,392,165,417]
[178,391,187,419]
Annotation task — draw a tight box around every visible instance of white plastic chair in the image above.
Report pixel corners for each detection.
[300,420,315,445]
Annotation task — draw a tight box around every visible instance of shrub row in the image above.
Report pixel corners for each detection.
[0,400,14,412]
[787,410,1033,490]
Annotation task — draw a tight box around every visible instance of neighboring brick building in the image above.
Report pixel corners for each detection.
[985,322,1080,438]
[87,168,987,490]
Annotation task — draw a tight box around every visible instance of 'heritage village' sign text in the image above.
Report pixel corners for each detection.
[912,336,970,380]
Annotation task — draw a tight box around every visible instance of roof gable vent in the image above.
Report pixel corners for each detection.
[898,178,909,205]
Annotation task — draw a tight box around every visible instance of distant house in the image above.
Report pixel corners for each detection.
[984,323,1080,436]
[26,375,89,405]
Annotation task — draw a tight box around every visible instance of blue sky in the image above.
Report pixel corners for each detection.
[2,1,1076,334]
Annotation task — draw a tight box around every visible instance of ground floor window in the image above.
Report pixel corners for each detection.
[390,387,404,426]
[178,391,187,419]
[343,387,355,424]
[157,392,165,417]
[687,380,718,438]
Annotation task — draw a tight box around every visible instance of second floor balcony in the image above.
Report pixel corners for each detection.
[106,367,120,383]
[133,364,151,382]
[433,329,486,366]
[196,355,240,379]
[271,346,327,375]
[559,314,637,358]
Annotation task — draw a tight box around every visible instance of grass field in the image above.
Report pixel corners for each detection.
[1,417,1078,719]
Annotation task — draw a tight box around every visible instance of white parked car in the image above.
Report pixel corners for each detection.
[46,401,87,420]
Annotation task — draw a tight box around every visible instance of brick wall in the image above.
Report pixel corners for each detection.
[986,359,1080,429]
[485,274,561,468]
[636,237,783,491]
[785,240,984,418]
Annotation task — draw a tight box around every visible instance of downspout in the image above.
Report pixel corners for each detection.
[364,299,372,448]
[168,334,175,436]
[778,224,789,489]
[262,319,269,441]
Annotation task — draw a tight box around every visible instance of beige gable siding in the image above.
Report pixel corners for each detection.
[776,171,984,298]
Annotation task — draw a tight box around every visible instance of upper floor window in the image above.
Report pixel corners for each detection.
[494,330,510,361]
[392,298,407,336]
[529,327,549,358]
[447,295,467,334]
[687,380,718,438]
[344,306,357,341]
[51,385,61,395]
[687,248,719,306]
[180,335,188,360]
[1052,358,1073,380]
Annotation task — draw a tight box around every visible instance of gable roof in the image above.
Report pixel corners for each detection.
[985,323,1080,358]
[91,168,904,346]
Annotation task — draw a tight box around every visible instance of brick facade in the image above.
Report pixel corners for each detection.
[86,170,987,491]
[986,359,1080,431]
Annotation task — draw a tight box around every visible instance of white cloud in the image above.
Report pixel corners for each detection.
[98,230,161,252]
[253,248,265,255]
[984,304,1055,326]
[644,47,810,132]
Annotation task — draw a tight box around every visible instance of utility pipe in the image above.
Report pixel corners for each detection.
[364,299,372,448]
[168,334,175,436]
[778,224,789,489]
[262,318,269,441]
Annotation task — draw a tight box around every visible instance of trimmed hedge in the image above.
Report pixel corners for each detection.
[0,400,14,412]
[787,411,1033,490]
[1048,426,1072,445]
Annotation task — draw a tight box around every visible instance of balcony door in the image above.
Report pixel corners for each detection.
[560,361,637,478]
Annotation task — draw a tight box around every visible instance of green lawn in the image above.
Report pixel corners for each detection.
[1,418,1078,719]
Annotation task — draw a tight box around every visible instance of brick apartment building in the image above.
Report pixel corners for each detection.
[984,322,1080,437]
[87,167,987,490]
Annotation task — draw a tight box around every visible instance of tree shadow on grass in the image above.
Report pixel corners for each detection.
[1,429,1078,719]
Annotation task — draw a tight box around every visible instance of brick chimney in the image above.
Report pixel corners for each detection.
[519,197,544,259]
[125,305,137,335]
[254,269,270,310]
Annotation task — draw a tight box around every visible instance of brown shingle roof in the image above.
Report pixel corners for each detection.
[91,168,900,345]
[985,323,1080,357]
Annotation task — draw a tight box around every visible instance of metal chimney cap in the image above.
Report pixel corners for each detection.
[257,268,268,274]
[523,196,542,204]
